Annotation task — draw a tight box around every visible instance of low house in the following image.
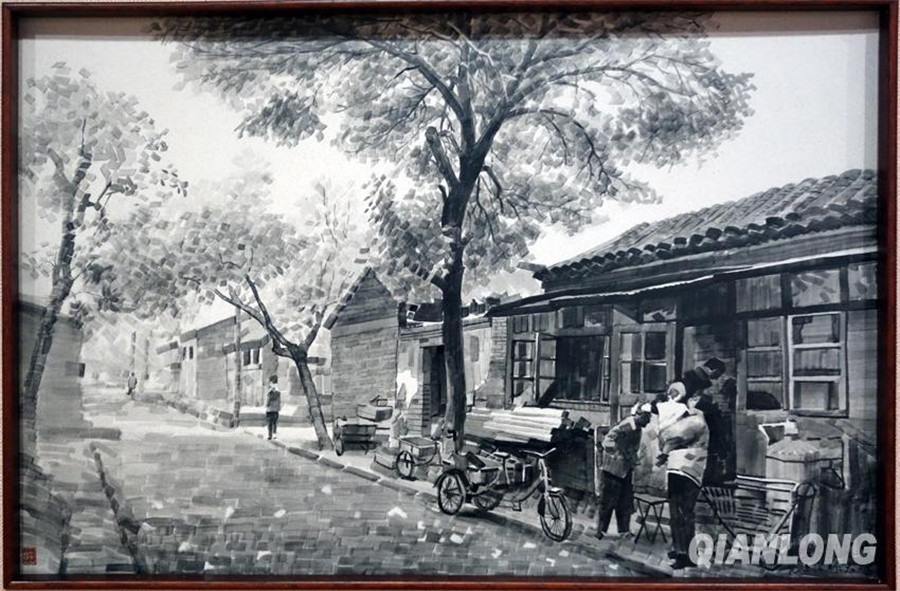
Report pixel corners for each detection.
[490,169,879,534]
[326,269,509,436]
[171,313,330,414]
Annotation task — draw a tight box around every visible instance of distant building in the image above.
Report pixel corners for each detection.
[167,312,330,412]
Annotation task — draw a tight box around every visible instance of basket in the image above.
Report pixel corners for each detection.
[467,465,501,485]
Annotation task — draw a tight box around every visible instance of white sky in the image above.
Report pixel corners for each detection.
[17,12,880,304]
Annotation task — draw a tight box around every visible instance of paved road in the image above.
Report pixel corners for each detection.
[85,388,635,577]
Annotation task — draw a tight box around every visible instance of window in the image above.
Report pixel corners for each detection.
[243,349,251,366]
[736,274,781,312]
[510,339,535,400]
[554,336,611,403]
[511,315,530,334]
[849,261,878,301]
[745,317,784,410]
[559,306,585,329]
[252,348,260,365]
[189,346,194,360]
[619,330,668,394]
[641,298,677,322]
[788,312,845,412]
[470,337,480,362]
[790,269,841,307]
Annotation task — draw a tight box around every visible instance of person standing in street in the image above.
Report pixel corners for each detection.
[265,374,281,440]
[595,403,652,541]
[126,372,138,398]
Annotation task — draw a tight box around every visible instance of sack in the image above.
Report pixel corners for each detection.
[659,412,706,451]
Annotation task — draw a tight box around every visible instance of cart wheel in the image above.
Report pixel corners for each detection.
[436,472,466,515]
[472,490,503,512]
[396,451,415,480]
[334,437,345,456]
[538,491,572,542]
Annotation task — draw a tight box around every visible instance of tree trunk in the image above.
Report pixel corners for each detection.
[231,309,242,426]
[441,249,467,452]
[289,346,332,450]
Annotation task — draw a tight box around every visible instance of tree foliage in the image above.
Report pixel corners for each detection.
[19,63,188,330]
[154,12,754,294]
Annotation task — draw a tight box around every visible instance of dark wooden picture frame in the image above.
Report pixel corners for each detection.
[1,1,897,589]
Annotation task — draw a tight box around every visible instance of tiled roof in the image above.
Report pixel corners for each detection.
[536,169,878,285]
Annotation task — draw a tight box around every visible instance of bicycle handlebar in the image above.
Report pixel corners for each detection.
[521,448,557,460]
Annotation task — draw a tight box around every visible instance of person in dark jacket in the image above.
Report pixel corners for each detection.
[689,359,736,485]
[595,404,652,540]
[265,375,282,440]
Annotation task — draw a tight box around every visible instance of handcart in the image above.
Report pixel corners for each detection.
[394,436,440,479]
[333,417,378,456]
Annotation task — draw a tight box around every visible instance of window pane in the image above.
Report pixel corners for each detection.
[736,274,782,312]
[513,361,533,378]
[540,339,557,359]
[794,381,839,411]
[682,284,732,319]
[620,361,634,393]
[539,359,556,378]
[793,348,841,376]
[747,381,784,410]
[644,363,667,393]
[630,362,642,393]
[790,269,841,307]
[535,313,551,332]
[792,314,840,345]
[747,318,782,348]
[849,262,878,301]
[619,333,636,361]
[748,351,782,378]
[513,341,534,360]
[644,332,666,361]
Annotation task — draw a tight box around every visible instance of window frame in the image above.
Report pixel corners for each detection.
[786,311,848,414]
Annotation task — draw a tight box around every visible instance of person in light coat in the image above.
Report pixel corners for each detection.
[595,404,652,540]
[656,394,709,570]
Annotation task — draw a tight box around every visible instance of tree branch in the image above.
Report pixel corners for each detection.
[425,126,459,190]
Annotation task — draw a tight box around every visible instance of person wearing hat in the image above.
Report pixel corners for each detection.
[595,403,652,541]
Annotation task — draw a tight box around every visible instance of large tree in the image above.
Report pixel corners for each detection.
[154,12,754,447]
[105,165,366,449]
[19,64,186,449]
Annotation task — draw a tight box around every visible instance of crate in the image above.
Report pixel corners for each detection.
[399,437,438,460]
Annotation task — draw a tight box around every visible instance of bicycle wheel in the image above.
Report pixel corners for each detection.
[334,437,345,456]
[436,472,466,515]
[396,450,415,479]
[539,491,572,542]
[472,490,504,512]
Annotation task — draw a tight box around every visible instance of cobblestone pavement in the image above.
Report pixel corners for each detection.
[87,390,638,577]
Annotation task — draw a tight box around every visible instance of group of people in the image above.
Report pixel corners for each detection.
[595,357,732,570]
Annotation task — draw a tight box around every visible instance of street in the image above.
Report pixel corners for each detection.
[82,387,634,577]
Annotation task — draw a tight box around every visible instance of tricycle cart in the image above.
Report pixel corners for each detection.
[333,417,378,456]
[394,436,440,479]
[434,440,572,542]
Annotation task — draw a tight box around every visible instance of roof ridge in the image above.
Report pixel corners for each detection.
[539,169,877,281]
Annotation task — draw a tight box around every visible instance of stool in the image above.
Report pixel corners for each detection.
[633,494,668,545]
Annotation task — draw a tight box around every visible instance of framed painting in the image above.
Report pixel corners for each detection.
[1,0,896,588]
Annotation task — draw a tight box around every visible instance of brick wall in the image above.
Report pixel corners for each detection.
[330,273,400,420]
[473,317,509,409]
[19,304,88,454]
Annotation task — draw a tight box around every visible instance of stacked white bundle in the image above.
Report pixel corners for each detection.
[481,407,565,443]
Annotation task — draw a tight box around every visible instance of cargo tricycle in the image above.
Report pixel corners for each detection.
[434,437,572,542]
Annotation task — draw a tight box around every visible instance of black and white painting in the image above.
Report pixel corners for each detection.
[15,10,883,580]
